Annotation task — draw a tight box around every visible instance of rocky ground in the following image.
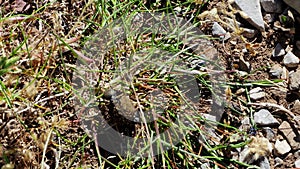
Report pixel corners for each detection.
[201,0,300,168]
[0,0,300,168]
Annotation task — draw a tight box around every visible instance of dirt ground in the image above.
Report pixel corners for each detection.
[0,0,300,168]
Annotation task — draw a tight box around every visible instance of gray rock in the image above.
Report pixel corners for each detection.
[254,109,280,126]
[239,57,251,72]
[295,150,300,158]
[274,157,283,167]
[274,139,291,156]
[269,64,283,78]
[281,66,289,79]
[272,43,285,57]
[289,69,300,90]
[262,127,276,141]
[296,159,300,168]
[250,87,266,100]
[242,28,258,38]
[283,0,300,14]
[212,22,226,36]
[200,163,210,169]
[264,13,276,23]
[283,51,299,68]
[233,0,265,31]
[259,157,271,169]
[212,22,231,41]
[292,99,300,114]
[278,121,300,150]
[260,0,283,13]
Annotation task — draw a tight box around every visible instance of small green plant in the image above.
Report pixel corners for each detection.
[0,56,19,76]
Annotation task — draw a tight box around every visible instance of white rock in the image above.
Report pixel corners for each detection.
[269,64,283,78]
[250,87,266,100]
[279,121,300,150]
[259,157,271,169]
[274,139,291,156]
[274,157,283,167]
[212,22,226,36]
[264,13,276,23]
[296,159,300,168]
[254,109,280,126]
[242,28,258,38]
[272,43,285,57]
[295,150,300,158]
[289,69,300,90]
[283,51,299,68]
[233,0,265,31]
[260,0,283,13]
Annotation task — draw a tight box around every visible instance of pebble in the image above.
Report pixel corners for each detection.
[295,159,300,168]
[233,0,265,31]
[250,87,266,100]
[289,69,300,91]
[269,64,283,78]
[292,99,300,114]
[212,22,226,37]
[242,28,258,38]
[272,43,285,57]
[283,51,299,68]
[260,0,283,13]
[274,157,284,167]
[274,139,291,156]
[281,66,289,79]
[239,57,251,72]
[295,149,300,158]
[283,0,300,14]
[264,13,276,23]
[254,109,280,126]
[262,127,276,141]
[278,121,300,150]
[259,157,271,169]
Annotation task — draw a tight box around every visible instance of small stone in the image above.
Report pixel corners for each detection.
[283,51,299,68]
[200,163,210,169]
[233,0,265,31]
[272,43,285,57]
[259,157,271,169]
[274,157,283,167]
[264,13,276,23]
[250,87,266,100]
[260,0,283,13]
[239,57,251,72]
[274,139,291,156]
[254,109,279,126]
[281,66,289,79]
[278,121,300,150]
[202,113,217,122]
[212,22,226,37]
[295,159,300,168]
[262,127,276,141]
[236,88,246,95]
[269,64,283,78]
[289,69,300,91]
[242,28,258,38]
[295,150,300,158]
[292,100,300,115]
